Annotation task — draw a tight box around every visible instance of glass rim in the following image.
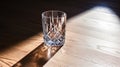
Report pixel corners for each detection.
[42,10,67,18]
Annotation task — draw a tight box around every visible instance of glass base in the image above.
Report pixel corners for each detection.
[44,36,65,46]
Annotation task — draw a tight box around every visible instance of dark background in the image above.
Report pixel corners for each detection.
[0,0,120,49]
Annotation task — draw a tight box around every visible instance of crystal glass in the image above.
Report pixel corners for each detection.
[42,10,66,46]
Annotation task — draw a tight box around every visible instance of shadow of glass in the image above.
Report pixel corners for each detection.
[12,42,62,67]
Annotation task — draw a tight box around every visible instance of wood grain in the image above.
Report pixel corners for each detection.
[0,33,43,67]
[44,6,120,67]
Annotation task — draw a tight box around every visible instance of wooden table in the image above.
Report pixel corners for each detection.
[44,6,120,67]
[1,6,120,67]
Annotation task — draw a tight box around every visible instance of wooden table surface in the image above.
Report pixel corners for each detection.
[0,33,44,67]
[1,5,120,67]
[44,6,120,67]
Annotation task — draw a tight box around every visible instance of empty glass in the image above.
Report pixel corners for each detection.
[42,10,67,46]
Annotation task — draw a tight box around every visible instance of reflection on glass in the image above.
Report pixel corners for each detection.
[42,10,66,46]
